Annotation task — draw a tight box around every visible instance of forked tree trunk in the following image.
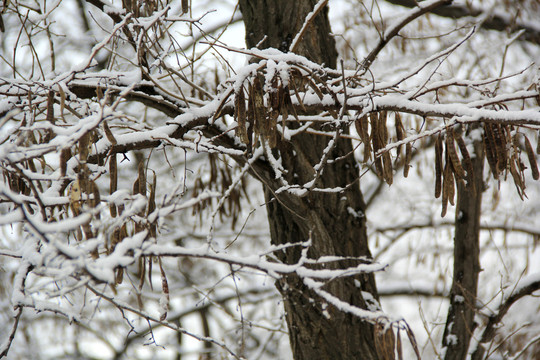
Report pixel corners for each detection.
[238,1,383,359]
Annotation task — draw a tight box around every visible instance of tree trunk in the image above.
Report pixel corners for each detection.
[238,1,384,359]
[442,135,484,360]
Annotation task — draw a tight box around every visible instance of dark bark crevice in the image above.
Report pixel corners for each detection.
[238,1,382,359]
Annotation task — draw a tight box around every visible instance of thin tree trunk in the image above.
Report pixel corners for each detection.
[238,1,384,359]
[442,136,484,360]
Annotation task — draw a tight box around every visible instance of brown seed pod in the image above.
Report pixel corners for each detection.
[147,172,156,216]
[380,110,388,145]
[435,135,443,198]
[509,157,525,200]
[523,135,539,180]
[95,85,103,101]
[266,115,278,148]
[268,80,280,148]
[536,130,540,155]
[60,148,71,177]
[115,267,124,285]
[370,112,383,176]
[396,327,403,360]
[446,127,465,179]
[252,77,265,138]
[271,77,280,110]
[103,121,117,145]
[493,124,508,173]
[448,170,455,207]
[137,160,146,196]
[483,123,499,179]
[89,180,101,209]
[403,143,412,178]
[138,257,146,291]
[395,112,405,156]
[382,151,393,185]
[79,132,90,163]
[159,259,170,321]
[374,321,395,360]
[47,90,54,120]
[441,151,455,216]
[235,87,249,144]
[455,132,473,179]
[355,115,371,161]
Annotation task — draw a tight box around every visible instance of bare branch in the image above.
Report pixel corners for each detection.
[386,0,540,46]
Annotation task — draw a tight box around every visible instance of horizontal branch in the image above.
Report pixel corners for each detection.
[374,220,540,238]
[386,0,540,46]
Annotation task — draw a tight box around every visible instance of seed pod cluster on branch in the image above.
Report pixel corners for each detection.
[354,111,414,185]
[234,69,296,151]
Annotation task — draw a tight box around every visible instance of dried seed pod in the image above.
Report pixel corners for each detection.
[403,143,412,178]
[493,124,508,173]
[181,0,189,14]
[446,127,465,179]
[435,135,443,198]
[60,148,71,177]
[138,257,146,291]
[148,256,154,290]
[159,259,170,321]
[271,78,280,110]
[115,268,124,285]
[524,135,539,180]
[103,121,117,145]
[382,151,393,185]
[370,112,384,176]
[251,77,265,138]
[483,124,499,179]
[354,115,371,161]
[266,115,278,148]
[536,130,540,155]
[395,112,405,156]
[235,87,249,144]
[374,321,395,360]
[147,172,156,216]
[455,132,473,181]
[138,160,146,196]
[441,154,455,216]
[380,110,388,145]
[79,132,90,163]
[46,90,55,122]
[509,157,525,200]
[96,85,103,101]
[89,180,101,209]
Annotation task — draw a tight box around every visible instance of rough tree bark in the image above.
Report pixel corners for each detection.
[238,1,384,359]
[442,135,485,360]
